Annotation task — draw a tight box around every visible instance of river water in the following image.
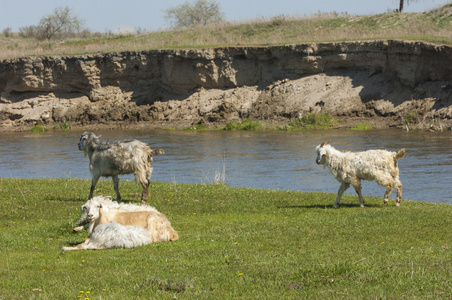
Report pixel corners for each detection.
[1,129,451,204]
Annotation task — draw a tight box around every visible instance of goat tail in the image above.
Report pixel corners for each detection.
[395,148,406,160]
[151,149,165,156]
[147,215,178,243]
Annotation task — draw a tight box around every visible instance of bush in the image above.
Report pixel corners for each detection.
[164,0,224,28]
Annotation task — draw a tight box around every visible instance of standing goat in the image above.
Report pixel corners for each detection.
[78,132,164,203]
[315,140,405,208]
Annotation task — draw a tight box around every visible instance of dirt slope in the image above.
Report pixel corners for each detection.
[1,40,451,130]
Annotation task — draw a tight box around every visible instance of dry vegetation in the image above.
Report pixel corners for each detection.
[0,4,451,60]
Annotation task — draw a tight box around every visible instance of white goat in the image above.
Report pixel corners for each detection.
[315,140,405,208]
[80,198,179,242]
[78,132,164,203]
[61,222,152,251]
[73,195,159,231]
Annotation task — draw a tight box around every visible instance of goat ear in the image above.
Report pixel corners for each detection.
[321,140,330,147]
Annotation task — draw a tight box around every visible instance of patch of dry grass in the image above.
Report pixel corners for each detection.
[0,5,451,60]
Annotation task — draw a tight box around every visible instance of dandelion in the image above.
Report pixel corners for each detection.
[102,289,106,292]
[239,273,243,276]
[193,213,196,215]
[80,291,84,294]
[86,291,90,294]
[234,242,238,245]
[43,269,46,271]
[308,234,311,237]
[381,242,384,244]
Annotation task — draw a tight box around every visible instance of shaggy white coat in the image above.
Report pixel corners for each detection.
[315,140,405,207]
[79,197,179,242]
[74,195,159,230]
[78,132,164,202]
[61,222,152,251]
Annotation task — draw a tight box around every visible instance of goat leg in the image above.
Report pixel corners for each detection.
[353,183,365,208]
[112,175,121,201]
[395,180,403,207]
[383,185,394,205]
[334,183,350,208]
[89,175,100,199]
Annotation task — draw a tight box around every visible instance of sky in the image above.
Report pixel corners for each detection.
[1,0,450,33]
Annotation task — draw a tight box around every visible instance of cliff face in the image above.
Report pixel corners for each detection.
[1,40,451,129]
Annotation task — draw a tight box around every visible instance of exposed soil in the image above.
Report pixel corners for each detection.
[1,40,451,131]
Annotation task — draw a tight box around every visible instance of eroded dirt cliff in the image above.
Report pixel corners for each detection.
[1,40,451,130]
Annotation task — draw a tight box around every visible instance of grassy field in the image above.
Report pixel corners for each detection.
[0,178,451,299]
[1,4,451,60]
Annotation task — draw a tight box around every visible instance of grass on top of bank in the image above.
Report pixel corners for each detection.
[1,4,452,60]
[1,178,451,299]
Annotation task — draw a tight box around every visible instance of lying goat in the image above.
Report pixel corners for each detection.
[73,195,159,231]
[78,132,164,203]
[315,140,405,208]
[82,198,179,242]
[62,207,152,251]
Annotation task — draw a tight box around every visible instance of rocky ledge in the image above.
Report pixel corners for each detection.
[1,40,451,130]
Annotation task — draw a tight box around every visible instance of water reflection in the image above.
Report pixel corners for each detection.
[0,129,451,204]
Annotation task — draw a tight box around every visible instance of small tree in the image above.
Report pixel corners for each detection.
[36,6,85,40]
[398,0,420,12]
[2,27,12,37]
[19,25,37,38]
[164,0,224,28]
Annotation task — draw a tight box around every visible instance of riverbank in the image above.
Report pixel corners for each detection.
[1,40,452,132]
[1,178,451,298]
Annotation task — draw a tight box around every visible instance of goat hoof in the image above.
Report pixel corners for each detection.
[360,205,365,208]
[396,202,400,207]
[384,199,389,204]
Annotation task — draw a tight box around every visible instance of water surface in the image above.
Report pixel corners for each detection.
[1,129,451,204]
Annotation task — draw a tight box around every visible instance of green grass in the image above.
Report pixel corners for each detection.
[223,118,262,131]
[183,124,208,131]
[1,4,452,60]
[351,123,373,130]
[1,178,451,298]
[285,113,336,130]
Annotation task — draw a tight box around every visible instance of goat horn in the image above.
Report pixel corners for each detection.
[321,140,330,147]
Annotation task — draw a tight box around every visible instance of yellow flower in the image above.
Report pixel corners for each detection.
[239,273,243,276]
[86,291,90,294]
[234,242,238,245]
[102,289,106,292]
[80,291,84,294]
